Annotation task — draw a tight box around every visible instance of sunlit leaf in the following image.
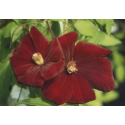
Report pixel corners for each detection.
[74,20,98,36]
[14,97,56,106]
[88,32,121,46]
[102,91,119,103]
[11,26,23,43]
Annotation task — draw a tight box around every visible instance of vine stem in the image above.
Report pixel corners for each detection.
[65,19,68,33]
[46,20,55,38]
[11,20,47,48]
[62,19,79,35]
[16,86,23,102]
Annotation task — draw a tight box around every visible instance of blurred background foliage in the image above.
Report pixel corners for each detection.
[0,19,124,106]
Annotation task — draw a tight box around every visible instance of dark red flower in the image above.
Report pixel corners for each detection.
[10,26,65,88]
[10,26,115,105]
[42,31,115,105]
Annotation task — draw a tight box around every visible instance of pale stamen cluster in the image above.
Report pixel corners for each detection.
[67,61,78,74]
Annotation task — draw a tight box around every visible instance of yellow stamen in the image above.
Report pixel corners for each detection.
[32,52,44,65]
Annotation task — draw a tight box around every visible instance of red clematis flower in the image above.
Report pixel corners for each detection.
[42,31,115,105]
[10,26,65,88]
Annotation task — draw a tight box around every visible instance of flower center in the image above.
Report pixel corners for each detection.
[67,61,78,74]
[32,52,44,65]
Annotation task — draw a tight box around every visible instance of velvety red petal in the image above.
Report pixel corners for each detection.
[77,57,115,92]
[58,32,78,64]
[10,56,44,87]
[41,60,65,81]
[12,33,36,61]
[10,56,35,76]
[42,72,73,105]
[17,66,44,87]
[45,37,64,62]
[67,73,95,104]
[73,41,112,63]
[30,26,49,58]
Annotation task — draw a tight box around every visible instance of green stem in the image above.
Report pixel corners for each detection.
[16,86,23,102]
[65,19,68,33]
[46,20,55,38]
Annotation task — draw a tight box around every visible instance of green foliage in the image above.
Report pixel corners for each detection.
[74,20,98,36]
[88,32,121,46]
[52,21,60,37]
[51,19,65,22]
[0,61,12,104]
[0,19,124,106]
[14,97,56,106]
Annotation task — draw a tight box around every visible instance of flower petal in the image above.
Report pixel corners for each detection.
[12,33,36,60]
[58,31,78,64]
[42,72,73,105]
[77,57,115,92]
[30,26,49,57]
[17,66,44,87]
[45,37,64,62]
[10,55,35,76]
[73,41,112,63]
[41,60,65,81]
[67,73,95,104]
[10,56,44,87]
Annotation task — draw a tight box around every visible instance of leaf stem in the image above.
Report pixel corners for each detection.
[46,20,55,38]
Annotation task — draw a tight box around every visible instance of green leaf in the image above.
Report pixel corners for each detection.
[65,103,79,106]
[3,22,16,38]
[29,87,42,98]
[115,65,125,82]
[13,19,20,25]
[74,20,98,36]
[0,61,12,100]
[85,89,103,106]
[88,32,105,44]
[88,32,121,46]
[14,97,56,106]
[113,51,125,65]
[102,91,119,103]
[100,34,121,46]
[51,19,65,22]
[96,19,107,26]
[45,30,53,41]
[19,19,31,24]
[3,22,23,42]
[86,100,102,106]
[52,21,60,37]
[27,19,40,28]
[95,19,114,35]
[0,29,2,49]
[11,26,23,43]
[106,19,114,35]
[114,30,125,39]
[35,23,48,35]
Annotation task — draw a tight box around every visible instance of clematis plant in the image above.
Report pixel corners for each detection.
[10,25,115,105]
